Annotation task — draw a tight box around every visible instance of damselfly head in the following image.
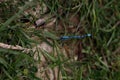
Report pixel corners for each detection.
[87,34,92,37]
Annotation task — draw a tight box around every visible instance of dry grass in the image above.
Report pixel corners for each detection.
[0,0,120,80]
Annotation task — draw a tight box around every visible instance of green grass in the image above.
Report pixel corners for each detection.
[0,0,120,80]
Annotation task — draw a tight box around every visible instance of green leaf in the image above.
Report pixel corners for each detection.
[0,57,8,68]
[43,31,58,40]
[2,68,14,80]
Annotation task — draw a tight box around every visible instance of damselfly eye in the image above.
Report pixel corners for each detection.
[87,34,92,37]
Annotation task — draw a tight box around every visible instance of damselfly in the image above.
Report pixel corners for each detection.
[60,34,91,40]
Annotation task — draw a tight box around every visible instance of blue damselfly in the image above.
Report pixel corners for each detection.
[60,34,91,40]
